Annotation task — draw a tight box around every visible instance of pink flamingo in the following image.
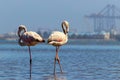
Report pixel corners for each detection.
[18,25,45,64]
[48,20,69,74]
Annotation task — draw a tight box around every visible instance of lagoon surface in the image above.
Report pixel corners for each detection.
[0,39,120,80]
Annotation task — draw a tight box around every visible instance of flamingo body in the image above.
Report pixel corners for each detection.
[48,31,68,46]
[20,31,44,46]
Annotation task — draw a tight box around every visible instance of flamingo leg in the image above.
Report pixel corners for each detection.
[28,46,32,79]
[29,61,32,80]
[54,46,63,74]
[28,46,32,64]
[54,56,56,75]
[57,46,63,73]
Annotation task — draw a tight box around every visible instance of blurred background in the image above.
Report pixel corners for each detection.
[0,0,120,41]
[1,1,120,80]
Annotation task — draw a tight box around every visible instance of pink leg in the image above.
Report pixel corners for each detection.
[54,46,63,75]
[54,56,56,75]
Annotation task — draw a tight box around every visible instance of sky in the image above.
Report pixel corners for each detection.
[0,0,120,34]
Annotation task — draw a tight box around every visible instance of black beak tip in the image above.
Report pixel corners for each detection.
[43,39,45,42]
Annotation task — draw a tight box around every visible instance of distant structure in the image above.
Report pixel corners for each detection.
[85,4,120,33]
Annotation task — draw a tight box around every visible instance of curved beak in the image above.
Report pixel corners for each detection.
[18,29,20,37]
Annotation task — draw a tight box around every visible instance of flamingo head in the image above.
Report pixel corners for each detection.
[62,20,69,34]
[18,25,27,37]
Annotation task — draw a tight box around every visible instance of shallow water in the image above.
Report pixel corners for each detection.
[0,40,120,80]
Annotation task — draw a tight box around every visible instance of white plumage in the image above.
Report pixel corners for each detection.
[48,31,68,46]
[20,31,44,46]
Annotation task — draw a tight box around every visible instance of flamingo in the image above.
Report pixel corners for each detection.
[17,25,45,64]
[48,20,69,74]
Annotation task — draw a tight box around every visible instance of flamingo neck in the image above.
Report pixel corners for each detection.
[18,37,26,46]
[61,21,69,35]
[18,28,27,37]
[62,23,67,35]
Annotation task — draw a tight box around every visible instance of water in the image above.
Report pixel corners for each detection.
[0,40,120,80]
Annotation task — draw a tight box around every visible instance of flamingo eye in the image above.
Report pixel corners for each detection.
[19,27,23,30]
[19,27,21,30]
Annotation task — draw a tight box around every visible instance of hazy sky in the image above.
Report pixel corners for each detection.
[0,0,120,34]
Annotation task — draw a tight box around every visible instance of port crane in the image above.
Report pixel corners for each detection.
[85,4,120,33]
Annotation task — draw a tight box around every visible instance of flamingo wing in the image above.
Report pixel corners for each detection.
[22,31,43,46]
[48,31,67,46]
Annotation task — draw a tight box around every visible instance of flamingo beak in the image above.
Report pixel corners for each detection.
[18,29,21,37]
[42,39,45,42]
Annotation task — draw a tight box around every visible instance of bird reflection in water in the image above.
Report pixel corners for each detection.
[29,62,32,80]
[54,75,67,80]
[43,74,67,80]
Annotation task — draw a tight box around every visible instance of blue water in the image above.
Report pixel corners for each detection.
[0,40,120,80]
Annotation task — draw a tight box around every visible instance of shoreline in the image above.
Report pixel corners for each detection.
[0,38,120,45]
